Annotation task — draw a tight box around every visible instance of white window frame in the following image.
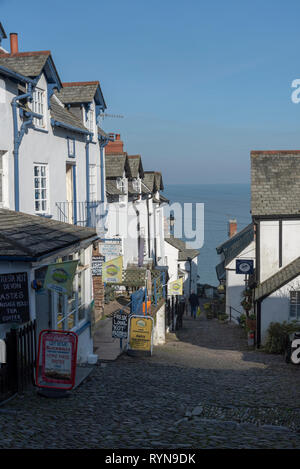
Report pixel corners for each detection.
[34,163,49,214]
[117,177,126,194]
[86,108,94,135]
[51,251,88,331]
[32,87,46,128]
[0,153,3,207]
[89,164,97,202]
[290,291,300,320]
[132,177,141,193]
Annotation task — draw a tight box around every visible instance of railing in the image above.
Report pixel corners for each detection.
[55,201,106,228]
[0,320,37,403]
[229,305,244,323]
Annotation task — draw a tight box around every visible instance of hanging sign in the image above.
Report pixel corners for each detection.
[92,255,105,277]
[0,272,30,324]
[168,278,183,295]
[112,311,128,339]
[128,315,154,355]
[102,256,123,283]
[236,260,254,275]
[36,330,78,390]
[43,260,78,295]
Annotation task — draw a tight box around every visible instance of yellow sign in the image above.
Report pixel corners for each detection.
[129,316,153,352]
[168,278,183,295]
[43,260,78,296]
[102,256,123,283]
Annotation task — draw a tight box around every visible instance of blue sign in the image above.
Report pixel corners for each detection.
[236,259,254,275]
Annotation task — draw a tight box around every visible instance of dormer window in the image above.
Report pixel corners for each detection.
[86,108,94,134]
[32,88,45,128]
[132,178,141,193]
[117,177,126,194]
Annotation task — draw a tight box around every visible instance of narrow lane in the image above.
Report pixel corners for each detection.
[2,313,300,449]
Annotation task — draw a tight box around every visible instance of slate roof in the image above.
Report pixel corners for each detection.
[56,81,103,105]
[0,23,7,39]
[105,153,129,178]
[251,151,300,216]
[127,155,144,178]
[0,51,50,77]
[106,180,122,196]
[0,209,98,261]
[255,256,300,301]
[216,261,226,281]
[216,223,254,266]
[165,237,200,261]
[143,172,158,193]
[50,96,89,133]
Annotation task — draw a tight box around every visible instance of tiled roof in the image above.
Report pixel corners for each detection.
[106,180,122,196]
[0,209,97,261]
[127,155,144,178]
[216,224,254,266]
[105,153,129,178]
[255,256,300,301]
[0,51,50,77]
[143,172,157,192]
[165,237,200,260]
[216,261,226,281]
[251,151,300,216]
[56,81,100,104]
[50,96,89,133]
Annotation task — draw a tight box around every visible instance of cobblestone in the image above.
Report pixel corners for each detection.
[2,314,300,448]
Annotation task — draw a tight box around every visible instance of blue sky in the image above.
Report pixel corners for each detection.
[2,0,300,184]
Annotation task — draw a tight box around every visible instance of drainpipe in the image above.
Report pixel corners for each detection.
[85,135,91,226]
[12,84,38,211]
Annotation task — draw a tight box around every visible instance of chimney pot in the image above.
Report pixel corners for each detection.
[115,134,120,140]
[228,219,237,238]
[10,33,18,54]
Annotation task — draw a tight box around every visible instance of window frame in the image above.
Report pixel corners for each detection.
[51,251,88,331]
[290,290,300,320]
[34,163,49,215]
[32,87,46,128]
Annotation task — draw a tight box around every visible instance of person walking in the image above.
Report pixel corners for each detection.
[189,291,199,319]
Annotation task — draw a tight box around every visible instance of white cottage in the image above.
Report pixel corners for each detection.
[251,150,300,345]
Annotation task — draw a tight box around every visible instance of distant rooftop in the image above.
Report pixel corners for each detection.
[251,150,300,217]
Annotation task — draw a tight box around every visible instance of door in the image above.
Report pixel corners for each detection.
[66,164,74,223]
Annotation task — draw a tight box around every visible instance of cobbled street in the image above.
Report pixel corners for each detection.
[2,314,300,449]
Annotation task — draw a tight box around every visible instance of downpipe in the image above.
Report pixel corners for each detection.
[11,83,35,211]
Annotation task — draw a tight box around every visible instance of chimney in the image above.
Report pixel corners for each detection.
[228,219,237,238]
[105,133,124,154]
[10,33,18,54]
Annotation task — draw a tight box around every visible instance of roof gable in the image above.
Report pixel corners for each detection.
[216,223,254,265]
[57,81,106,109]
[251,151,300,217]
[127,155,144,178]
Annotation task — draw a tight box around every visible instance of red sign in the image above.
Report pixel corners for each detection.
[36,330,78,390]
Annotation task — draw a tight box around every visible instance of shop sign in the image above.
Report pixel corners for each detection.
[112,311,128,339]
[168,278,183,295]
[0,272,30,324]
[236,259,254,275]
[36,330,78,390]
[43,260,78,295]
[128,315,154,354]
[99,240,122,262]
[102,256,123,283]
[92,255,105,277]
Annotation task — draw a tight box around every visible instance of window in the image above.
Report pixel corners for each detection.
[117,177,126,193]
[89,164,97,202]
[132,178,141,193]
[32,88,45,127]
[86,108,94,134]
[53,251,87,331]
[67,138,75,158]
[0,153,3,205]
[34,164,48,214]
[290,291,300,320]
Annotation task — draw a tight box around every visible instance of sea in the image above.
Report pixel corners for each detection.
[163,183,251,287]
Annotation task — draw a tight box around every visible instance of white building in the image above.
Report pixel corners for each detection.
[251,150,300,345]
[0,28,111,362]
[216,222,255,323]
